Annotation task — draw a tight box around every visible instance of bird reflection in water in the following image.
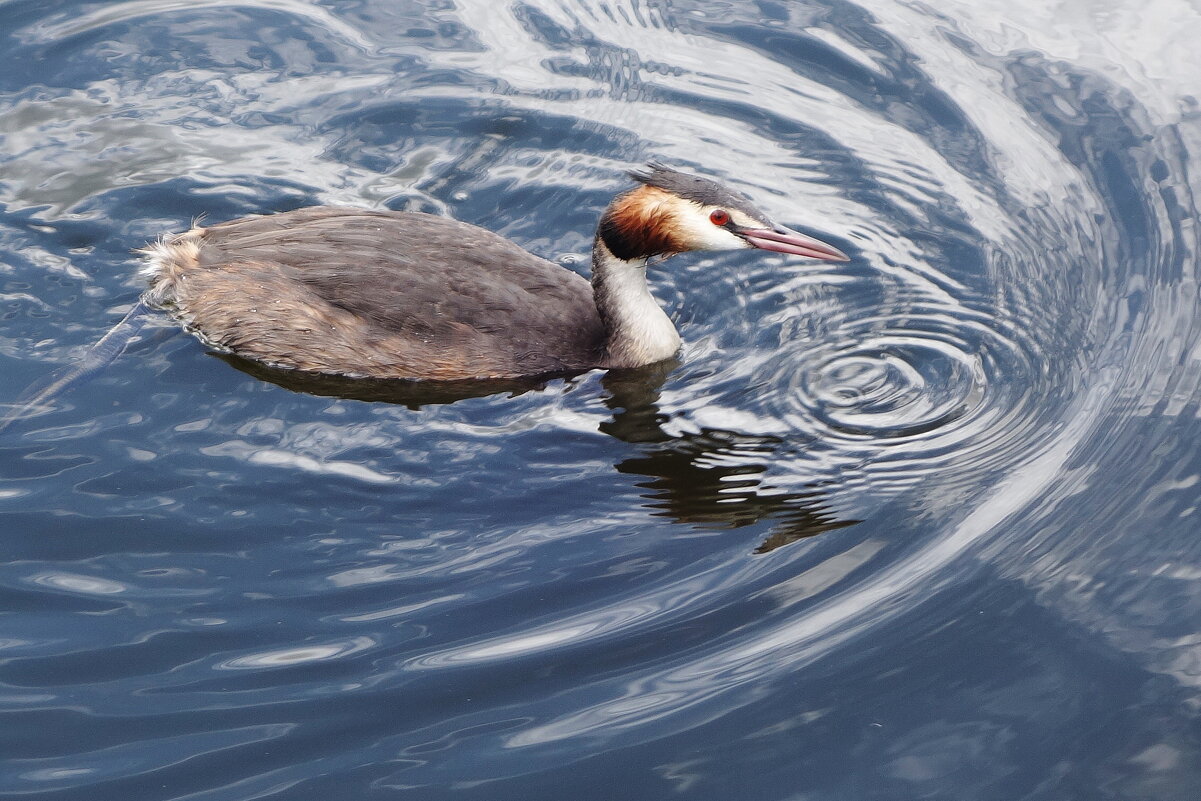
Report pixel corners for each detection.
[234,357,857,554]
[601,365,857,553]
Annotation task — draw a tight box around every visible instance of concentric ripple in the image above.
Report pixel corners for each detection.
[799,334,986,438]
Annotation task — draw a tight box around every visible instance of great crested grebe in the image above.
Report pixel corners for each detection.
[138,163,847,381]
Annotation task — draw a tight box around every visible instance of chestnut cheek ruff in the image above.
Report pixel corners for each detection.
[598,187,684,260]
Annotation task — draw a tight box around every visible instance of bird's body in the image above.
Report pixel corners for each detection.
[143,207,609,379]
[141,165,847,382]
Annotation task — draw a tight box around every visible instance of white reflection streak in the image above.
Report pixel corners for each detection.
[407,555,777,670]
[340,594,464,622]
[506,382,1109,746]
[200,440,396,484]
[27,0,373,50]
[444,625,598,661]
[29,573,128,595]
[407,602,668,669]
[220,636,375,669]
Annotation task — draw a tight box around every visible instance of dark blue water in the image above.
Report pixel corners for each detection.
[3,1,1200,798]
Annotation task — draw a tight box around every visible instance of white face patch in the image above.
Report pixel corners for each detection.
[664,197,764,252]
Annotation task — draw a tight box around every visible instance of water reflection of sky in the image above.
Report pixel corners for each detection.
[1,0,1200,798]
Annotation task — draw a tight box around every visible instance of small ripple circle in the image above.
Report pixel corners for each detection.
[797,335,986,439]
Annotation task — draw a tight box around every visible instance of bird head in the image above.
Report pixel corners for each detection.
[597,163,849,263]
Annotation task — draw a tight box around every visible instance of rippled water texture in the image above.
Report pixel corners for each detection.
[2,1,1201,798]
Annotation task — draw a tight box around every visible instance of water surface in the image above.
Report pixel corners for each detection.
[2,1,1200,798]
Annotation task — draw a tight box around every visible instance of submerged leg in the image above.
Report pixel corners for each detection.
[0,300,153,433]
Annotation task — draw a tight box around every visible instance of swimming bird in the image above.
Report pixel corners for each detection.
[2,165,848,430]
[141,164,847,380]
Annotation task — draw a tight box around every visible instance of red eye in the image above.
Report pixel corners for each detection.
[709,209,730,226]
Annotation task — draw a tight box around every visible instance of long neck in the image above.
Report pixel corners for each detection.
[591,238,681,368]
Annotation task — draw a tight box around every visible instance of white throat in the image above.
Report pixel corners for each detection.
[591,241,681,368]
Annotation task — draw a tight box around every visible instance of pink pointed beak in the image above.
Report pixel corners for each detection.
[741,225,849,262]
